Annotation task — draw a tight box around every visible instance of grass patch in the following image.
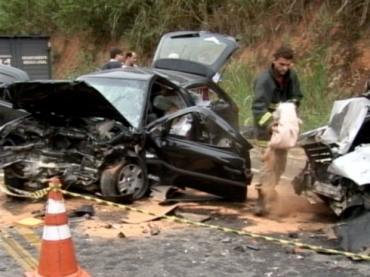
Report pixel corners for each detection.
[220,60,257,127]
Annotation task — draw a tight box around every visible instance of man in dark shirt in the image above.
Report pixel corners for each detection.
[251,46,303,216]
[100,48,124,70]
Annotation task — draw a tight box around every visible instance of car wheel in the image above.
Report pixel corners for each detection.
[100,158,148,200]
[3,171,26,200]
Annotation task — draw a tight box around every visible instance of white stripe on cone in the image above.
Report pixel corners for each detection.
[46,199,66,214]
[42,225,71,241]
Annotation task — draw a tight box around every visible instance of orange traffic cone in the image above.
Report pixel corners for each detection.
[25,178,91,277]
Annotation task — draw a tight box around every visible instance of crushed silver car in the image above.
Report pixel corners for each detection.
[292,96,370,218]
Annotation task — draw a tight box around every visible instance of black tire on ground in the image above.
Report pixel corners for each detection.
[100,158,149,200]
[340,205,365,220]
[3,172,26,200]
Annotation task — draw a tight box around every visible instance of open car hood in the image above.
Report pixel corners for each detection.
[0,64,29,84]
[318,97,370,154]
[0,80,133,128]
[152,31,239,79]
[298,97,370,155]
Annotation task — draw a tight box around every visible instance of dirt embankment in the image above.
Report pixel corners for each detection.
[50,9,370,95]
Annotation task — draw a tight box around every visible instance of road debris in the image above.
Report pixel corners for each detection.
[174,211,211,223]
[288,232,299,239]
[324,224,338,240]
[74,205,95,217]
[247,244,260,251]
[148,223,160,236]
[31,209,45,218]
[13,217,44,229]
[150,185,178,202]
[120,201,178,224]
[104,223,120,229]
[283,246,315,257]
[233,246,246,252]
[221,237,232,243]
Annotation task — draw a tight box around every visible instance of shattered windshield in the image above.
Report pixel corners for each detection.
[157,36,227,66]
[83,78,147,129]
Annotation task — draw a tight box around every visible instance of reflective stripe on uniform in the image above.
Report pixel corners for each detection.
[255,140,269,148]
[268,103,279,109]
[287,99,298,106]
[258,112,273,126]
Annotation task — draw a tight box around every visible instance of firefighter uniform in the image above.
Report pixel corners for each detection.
[252,65,303,215]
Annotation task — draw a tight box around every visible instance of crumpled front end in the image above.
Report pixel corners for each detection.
[0,115,142,191]
[293,97,370,217]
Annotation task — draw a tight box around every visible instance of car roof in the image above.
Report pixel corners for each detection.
[139,67,207,86]
[78,66,206,87]
[77,67,156,81]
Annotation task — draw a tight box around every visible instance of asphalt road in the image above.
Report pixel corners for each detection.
[1,221,369,277]
[0,153,368,277]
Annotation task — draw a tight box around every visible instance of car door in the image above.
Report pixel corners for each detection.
[146,106,252,201]
[152,31,239,80]
[185,81,239,131]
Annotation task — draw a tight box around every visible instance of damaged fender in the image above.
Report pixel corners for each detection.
[328,145,370,186]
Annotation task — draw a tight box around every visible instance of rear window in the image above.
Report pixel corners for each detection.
[157,36,227,66]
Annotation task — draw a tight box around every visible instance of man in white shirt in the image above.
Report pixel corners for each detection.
[122,51,138,67]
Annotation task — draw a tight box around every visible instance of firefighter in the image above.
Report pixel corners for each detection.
[252,46,303,216]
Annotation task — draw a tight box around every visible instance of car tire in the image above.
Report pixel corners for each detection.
[3,171,26,200]
[340,205,364,220]
[100,158,149,200]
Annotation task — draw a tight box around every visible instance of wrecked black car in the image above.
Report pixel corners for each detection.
[0,31,253,202]
[0,31,241,145]
[0,71,253,201]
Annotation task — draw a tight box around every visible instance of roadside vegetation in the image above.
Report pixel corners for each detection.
[0,0,369,131]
